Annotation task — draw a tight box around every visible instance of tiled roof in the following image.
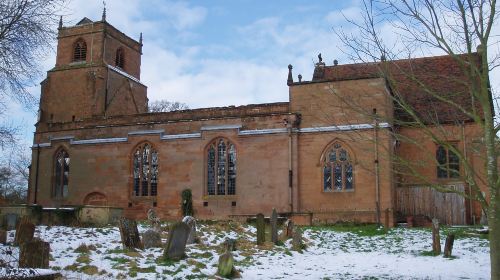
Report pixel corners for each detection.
[312,53,481,124]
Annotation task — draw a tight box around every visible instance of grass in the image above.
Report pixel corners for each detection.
[305,223,388,236]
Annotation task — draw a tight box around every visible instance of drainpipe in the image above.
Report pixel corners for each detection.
[373,108,381,225]
[287,119,293,212]
[34,144,41,204]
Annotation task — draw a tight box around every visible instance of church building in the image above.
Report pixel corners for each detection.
[27,15,488,226]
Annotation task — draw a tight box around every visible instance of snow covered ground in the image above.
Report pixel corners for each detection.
[0,222,490,279]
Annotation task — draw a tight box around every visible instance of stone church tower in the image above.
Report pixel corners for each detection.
[37,15,147,127]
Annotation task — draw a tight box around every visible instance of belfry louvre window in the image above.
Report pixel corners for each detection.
[133,143,158,196]
[115,48,125,68]
[207,138,236,195]
[73,39,87,62]
[323,143,353,191]
[54,149,70,198]
[436,144,460,178]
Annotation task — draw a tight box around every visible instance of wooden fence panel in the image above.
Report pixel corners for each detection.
[396,184,466,225]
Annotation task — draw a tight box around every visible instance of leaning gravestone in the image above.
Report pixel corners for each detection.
[256,213,265,245]
[142,229,162,249]
[284,219,294,239]
[292,227,303,252]
[164,222,190,261]
[3,213,19,231]
[118,218,143,249]
[147,208,161,231]
[182,216,197,244]
[14,217,35,246]
[0,229,6,244]
[444,233,455,257]
[19,238,50,268]
[270,208,278,244]
[431,218,441,255]
[217,251,234,278]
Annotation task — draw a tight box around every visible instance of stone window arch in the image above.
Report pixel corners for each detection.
[132,142,158,196]
[73,39,87,62]
[206,138,236,195]
[115,47,125,69]
[53,148,70,198]
[322,142,354,192]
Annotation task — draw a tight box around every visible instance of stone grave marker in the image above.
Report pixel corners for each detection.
[163,222,190,261]
[142,229,162,249]
[3,213,19,231]
[0,229,6,244]
[444,233,455,257]
[256,213,265,245]
[223,238,237,252]
[14,217,35,246]
[182,216,197,244]
[217,251,234,278]
[118,218,143,249]
[19,238,50,268]
[284,219,294,239]
[292,227,303,252]
[270,208,278,244]
[431,218,441,255]
[147,208,161,230]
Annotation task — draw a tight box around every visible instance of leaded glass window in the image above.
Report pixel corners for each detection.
[54,149,70,198]
[436,144,460,179]
[207,138,236,195]
[132,143,158,196]
[323,143,354,191]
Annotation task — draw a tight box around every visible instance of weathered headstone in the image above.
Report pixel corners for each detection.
[3,213,19,231]
[284,219,294,239]
[164,222,190,261]
[292,227,303,252]
[142,229,162,249]
[19,238,50,268]
[217,251,234,278]
[256,213,265,245]
[182,216,197,244]
[444,233,455,257]
[14,217,35,246]
[0,229,6,244]
[431,218,441,255]
[118,218,143,250]
[147,208,161,231]
[270,208,278,244]
[223,238,237,252]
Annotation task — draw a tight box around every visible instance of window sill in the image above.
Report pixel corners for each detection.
[130,196,157,202]
[323,189,355,193]
[203,195,237,200]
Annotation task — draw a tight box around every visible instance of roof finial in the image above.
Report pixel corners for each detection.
[102,1,107,21]
[298,74,302,83]
[287,64,294,85]
[139,32,143,45]
[58,16,63,29]
[333,59,338,66]
[318,53,323,63]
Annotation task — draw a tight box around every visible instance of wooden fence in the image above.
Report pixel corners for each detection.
[396,184,466,225]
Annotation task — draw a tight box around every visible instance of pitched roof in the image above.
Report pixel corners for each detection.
[311,53,481,124]
[76,17,93,25]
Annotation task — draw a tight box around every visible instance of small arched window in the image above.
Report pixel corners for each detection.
[323,143,353,191]
[207,138,236,195]
[133,143,158,196]
[115,47,125,69]
[54,149,70,198]
[73,39,87,62]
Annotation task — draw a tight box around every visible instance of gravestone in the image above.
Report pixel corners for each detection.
[0,229,6,244]
[223,238,237,252]
[14,217,35,246]
[142,229,162,249]
[147,208,161,231]
[431,218,441,255]
[444,233,455,257]
[19,238,50,268]
[270,208,278,244]
[292,227,303,252]
[217,251,234,278]
[118,218,143,249]
[284,219,294,239]
[163,222,190,261]
[256,213,265,245]
[3,213,19,231]
[182,216,197,244]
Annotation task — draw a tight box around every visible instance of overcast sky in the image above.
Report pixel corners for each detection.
[6,0,500,151]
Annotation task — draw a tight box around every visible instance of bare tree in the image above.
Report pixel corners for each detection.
[148,100,189,112]
[333,0,499,278]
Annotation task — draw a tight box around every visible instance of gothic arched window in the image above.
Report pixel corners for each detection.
[73,39,87,62]
[323,143,354,191]
[115,47,125,69]
[54,149,70,198]
[133,143,158,196]
[207,138,236,195]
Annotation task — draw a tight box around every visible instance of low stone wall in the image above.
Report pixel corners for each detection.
[77,205,123,226]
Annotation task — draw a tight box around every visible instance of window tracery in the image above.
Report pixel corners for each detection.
[207,138,236,195]
[133,143,158,196]
[115,47,125,68]
[54,149,70,198]
[323,142,353,191]
[73,39,87,62]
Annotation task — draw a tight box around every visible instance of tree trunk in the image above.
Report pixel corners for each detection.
[489,193,500,280]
